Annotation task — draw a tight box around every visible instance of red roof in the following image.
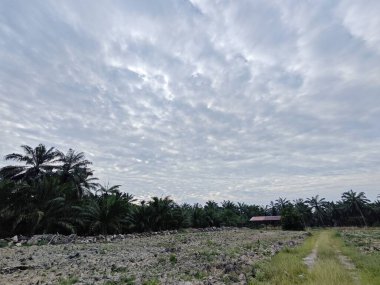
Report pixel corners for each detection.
[250,216,281,222]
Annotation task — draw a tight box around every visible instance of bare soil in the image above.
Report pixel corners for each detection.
[0,228,307,285]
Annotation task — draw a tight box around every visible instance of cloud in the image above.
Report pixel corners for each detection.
[1,0,379,204]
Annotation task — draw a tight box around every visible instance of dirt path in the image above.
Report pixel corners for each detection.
[336,250,360,285]
[302,231,361,285]
[303,246,317,269]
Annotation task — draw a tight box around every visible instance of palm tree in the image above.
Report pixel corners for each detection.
[82,191,130,235]
[7,176,79,235]
[0,144,60,181]
[293,199,312,227]
[57,149,95,198]
[191,203,207,228]
[221,200,240,226]
[148,196,175,231]
[130,201,152,232]
[204,201,221,227]
[96,183,122,195]
[275,197,290,212]
[341,190,370,226]
[306,195,327,226]
[0,179,20,237]
[267,201,279,216]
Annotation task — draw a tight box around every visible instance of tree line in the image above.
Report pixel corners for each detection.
[0,144,379,238]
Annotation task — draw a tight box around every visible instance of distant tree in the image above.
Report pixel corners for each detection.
[130,201,152,232]
[191,203,207,228]
[0,144,60,181]
[267,201,279,216]
[341,190,370,226]
[281,206,305,231]
[293,199,312,227]
[57,149,96,199]
[148,196,175,231]
[306,195,328,226]
[275,197,291,213]
[204,201,221,227]
[221,200,241,226]
[81,189,131,235]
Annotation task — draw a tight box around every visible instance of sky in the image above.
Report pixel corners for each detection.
[1,0,380,205]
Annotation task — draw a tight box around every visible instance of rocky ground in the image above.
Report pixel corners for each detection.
[0,228,308,285]
[339,228,380,253]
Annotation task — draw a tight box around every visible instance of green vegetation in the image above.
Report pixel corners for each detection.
[169,253,177,264]
[340,229,380,285]
[250,231,317,284]
[58,277,78,285]
[142,278,160,285]
[0,143,379,237]
[251,229,380,285]
[281,205,305,231]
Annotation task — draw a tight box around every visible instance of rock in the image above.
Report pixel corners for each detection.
[0,265,36,274]
[224,263,235,273]
[15,243,22,247]
[68,252,80,259]
[26,237,39,246]
[12,235,18,243]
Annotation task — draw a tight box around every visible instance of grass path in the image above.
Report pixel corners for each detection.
[250,230,361,285]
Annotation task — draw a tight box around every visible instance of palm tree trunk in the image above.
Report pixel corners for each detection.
[355,202,367,227]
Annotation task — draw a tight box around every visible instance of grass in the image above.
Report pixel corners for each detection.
[142,278,160,285]
[196,248,219,262]
[305,231,356,285]
[169,253,177,264]
[249,232,316,285]
[104,275,135,285]
[339,229,380,285]
[250,230,362,285]
[58,277,78,285]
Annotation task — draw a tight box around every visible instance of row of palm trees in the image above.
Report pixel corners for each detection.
[0,144,379,237]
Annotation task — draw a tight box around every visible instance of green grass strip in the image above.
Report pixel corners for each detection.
[338,230,380,285]
[250,230,361,285]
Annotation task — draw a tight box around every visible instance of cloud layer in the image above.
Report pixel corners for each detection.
[1,0,380,204]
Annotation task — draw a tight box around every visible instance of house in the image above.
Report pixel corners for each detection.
[250,216,281,227]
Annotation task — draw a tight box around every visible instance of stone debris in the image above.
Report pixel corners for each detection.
[0,228,308,285]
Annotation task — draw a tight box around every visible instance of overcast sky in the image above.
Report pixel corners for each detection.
[1,0,379,204]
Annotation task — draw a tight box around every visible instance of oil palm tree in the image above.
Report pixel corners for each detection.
[306,195,327,226]
[0,144,60,181]
[57,149,95,198]
[130,200,152,232]
[8,176,79,235]
[275,197,290,213]
[204,200,221,227]
[148,196,175,231]
[341,190,370,226]
[267,201,279,216]
[293,199,312,227]
[81,190,130,235]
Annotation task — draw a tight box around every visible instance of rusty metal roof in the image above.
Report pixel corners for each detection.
[250,216,281,222]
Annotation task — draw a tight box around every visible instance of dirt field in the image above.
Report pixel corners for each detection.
[0,228,307,285]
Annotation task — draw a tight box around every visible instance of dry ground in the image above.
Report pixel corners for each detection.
[0,228,307,285]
